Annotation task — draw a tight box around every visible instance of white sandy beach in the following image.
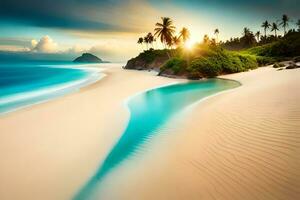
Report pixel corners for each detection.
[98,66,300,200]
[0,65,299,200]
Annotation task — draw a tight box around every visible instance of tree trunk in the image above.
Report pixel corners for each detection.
[164,42,170,59]
[264,29,267,37]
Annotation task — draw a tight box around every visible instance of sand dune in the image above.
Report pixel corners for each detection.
[98,67,300,200]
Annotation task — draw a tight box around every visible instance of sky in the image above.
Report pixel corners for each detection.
[0,0,299,62]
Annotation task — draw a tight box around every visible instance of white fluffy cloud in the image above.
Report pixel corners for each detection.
[67,45,86,54]
[31,35,58,53]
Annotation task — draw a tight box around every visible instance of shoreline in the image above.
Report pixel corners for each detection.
[0,65,104,115]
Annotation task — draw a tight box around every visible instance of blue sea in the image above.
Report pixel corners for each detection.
[0,62,102,114]
[74,78,240,200]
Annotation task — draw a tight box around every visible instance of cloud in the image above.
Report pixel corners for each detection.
[0,45,30,52]
[0,0,115,31]
[0,0,160,34]
[0,36,60,53]
[89,44,116,57]
[0,37,32,47]
[67,45,86,54]
[31,39,38,47]
[31,35,58,53]
[87,39,139,62]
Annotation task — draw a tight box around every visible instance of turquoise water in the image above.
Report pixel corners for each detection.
[0,62,101,114]
[74,78,240,200]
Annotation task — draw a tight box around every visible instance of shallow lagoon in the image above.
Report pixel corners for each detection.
[75,78,240,200]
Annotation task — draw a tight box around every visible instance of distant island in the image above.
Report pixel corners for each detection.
[73,53,109,63]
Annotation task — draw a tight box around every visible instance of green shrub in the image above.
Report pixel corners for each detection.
[245,32,300,58]
[244,43,273,56]
[139,49,169,63]
[186,46,258,77]
[227,53,257,72]
[255,56,276,66]
[161,57,187,75]
[188,57,222,77]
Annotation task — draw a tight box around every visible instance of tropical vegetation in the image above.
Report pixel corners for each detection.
[161,44,257,78]
[130,14,300,79]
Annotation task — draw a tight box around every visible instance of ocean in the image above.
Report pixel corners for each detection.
[0,62,102,114]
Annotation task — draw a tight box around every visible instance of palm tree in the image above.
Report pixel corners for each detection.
[146,32,154,49]
[242,27,251,37]
[214,28,219,42]
[143,35,149,50]
[271,22,279,37]
[137,37,144,51]
[172,36,181,48]
[280,14,289,35]
[241,27,256,47]
[154,17,176,49]
[255,31,261,42]
[296,19,300,32]
[166,38,174,48]
[203,34,209,44]
[179,27,190,43]
[261,21,271,37]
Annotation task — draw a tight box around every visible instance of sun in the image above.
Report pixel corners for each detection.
[184,40,195,50]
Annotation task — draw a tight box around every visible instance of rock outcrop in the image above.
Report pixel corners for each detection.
[124,50,169,71]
